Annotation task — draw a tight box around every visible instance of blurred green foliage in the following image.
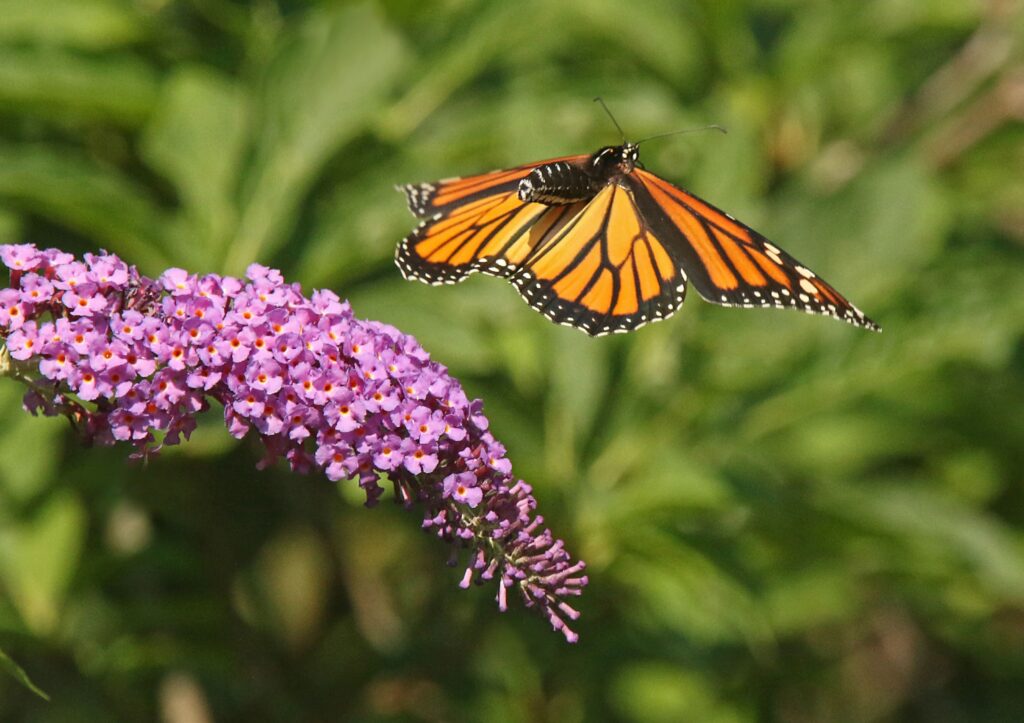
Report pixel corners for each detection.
[1,0,1023,720]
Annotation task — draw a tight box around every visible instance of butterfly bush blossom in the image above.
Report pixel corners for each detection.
[0,244,587,642]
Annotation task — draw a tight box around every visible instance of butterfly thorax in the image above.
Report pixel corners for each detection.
[518,143,639,206]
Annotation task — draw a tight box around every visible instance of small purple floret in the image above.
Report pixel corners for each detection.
[0,244,587,641]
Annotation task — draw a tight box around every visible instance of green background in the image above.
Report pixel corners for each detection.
[1,0,1023,720]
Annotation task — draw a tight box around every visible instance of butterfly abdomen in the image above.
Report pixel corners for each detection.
[518,161,601,206]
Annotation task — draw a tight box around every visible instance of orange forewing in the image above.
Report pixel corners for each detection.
[631,170,878,330]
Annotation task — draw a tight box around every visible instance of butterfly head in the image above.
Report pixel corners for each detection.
[591,142,640,179]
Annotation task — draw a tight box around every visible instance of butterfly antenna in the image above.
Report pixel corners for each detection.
[635,125,728,145]
[593,97,627,143]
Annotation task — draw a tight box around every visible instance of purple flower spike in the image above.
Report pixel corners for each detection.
[0,245,587,641]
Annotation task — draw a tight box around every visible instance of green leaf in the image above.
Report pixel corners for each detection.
[585,447,734,523]
[295,160,408,286]
[611,662,746,723]
[613,528,773,646]
[0,0,145,50]
[0,646,49,701]
[817,482,1024,601]
[0,47,157,126]
[0,491,86,635]
[378,2,525,142]
[763,566,859,635]
[777,157,949,301]
[544,330,610,479]
[0,385,65,501]
[140,67,249,268]
[0,144,173,272]
[224,3,409,273]
[348,278,507,373]
[560,0,703,86]
[0,205,21,245]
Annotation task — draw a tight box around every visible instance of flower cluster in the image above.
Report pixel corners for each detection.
[0,244,587,641]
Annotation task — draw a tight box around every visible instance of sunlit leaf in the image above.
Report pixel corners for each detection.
[0,386,65,501]
[0,491,86,635]
[611,662,747,723]
[141,67,249,268]
[0,144,173,271]
[225,2,409,272]
[0,0,144,50]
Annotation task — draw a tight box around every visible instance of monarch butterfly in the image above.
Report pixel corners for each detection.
[396,105,879,336]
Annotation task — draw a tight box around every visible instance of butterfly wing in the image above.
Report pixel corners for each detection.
[398,156,585,220]
[397,163,687,335]
[396,156,585,284]
[509,183,685,335]
[628,169,880,331]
